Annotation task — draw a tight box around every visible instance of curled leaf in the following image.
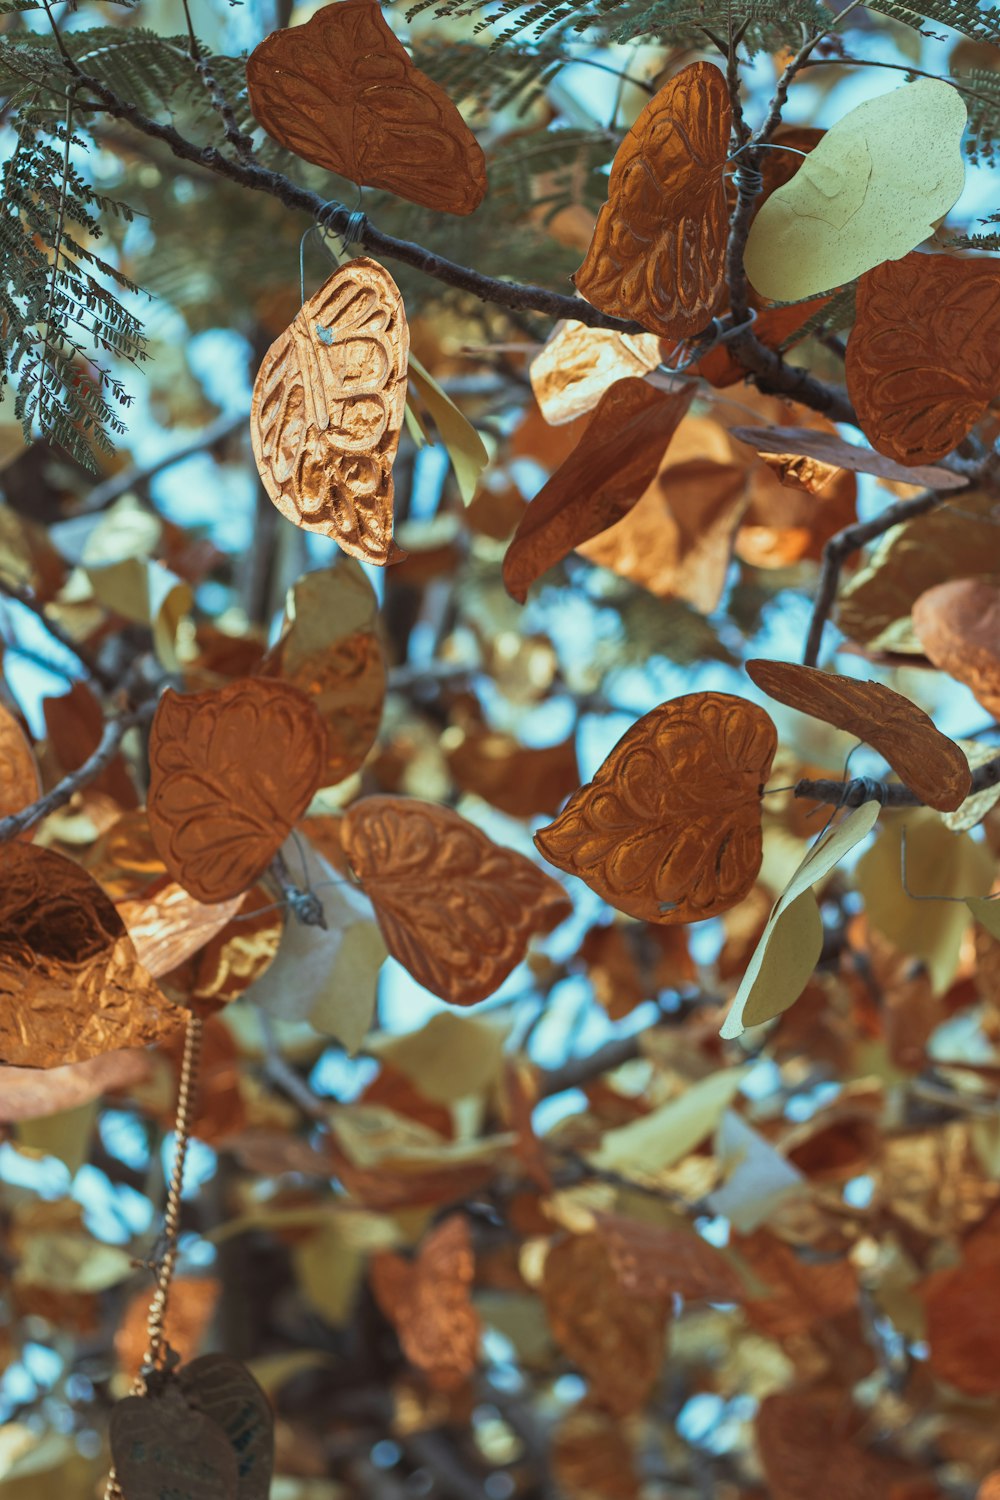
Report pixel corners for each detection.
[342,796,572,1004]
[370,1214,480,1390]
[0,844,178,1067]
[534,692,777,924]
[147,678,327,903]
[912,576,1000,718]
[502,378,694,603]
[575,62,732,338]
[250,259,409,563]
[746,659,971,812]
[246,0,486,215]
[847,252,1000,466]
[728,424,968,492]
[744,80,967,301]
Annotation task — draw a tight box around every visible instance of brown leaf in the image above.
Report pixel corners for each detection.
[341,796,572,1004]
[745,659,971,813]
[922,1258,1000,1394]
[370,1214,480,1390]
[912,576,1000,718]
[0,844,178,1067]
[159,886,284,1013]
[177,1355,274,1500]
[445,727,579,818]
[259,562,385,785]
[979,1474,1000,1499]
[43,681,137,809]
[147,678,327,904]
[847,252,1000,465]
[0,699,40,824]
[246,0,486,215]
[502,379,694,602]
[574,62,731,339]
[541,1234,670,1415]
[534,692,777,924]
[737,1228,858,1337]
[116,1277,219,1376]
[756,1390,910,1500]
[593,1211,745,1303]
[110,1383,238,1500]
[551,1408,641,1500]
[577,458,749,614]
[0,1050,149,1123]
[250,259,409,563]
[529,321,662,426]
[729,424,969,492]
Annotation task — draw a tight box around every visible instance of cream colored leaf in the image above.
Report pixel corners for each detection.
[408,352,490,504]
[368,1011,507,1105]
[588,1067,746,1176]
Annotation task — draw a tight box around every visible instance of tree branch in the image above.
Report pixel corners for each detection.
[0,701,153,843]
[0,574,118,690]
[794,753,1000,810]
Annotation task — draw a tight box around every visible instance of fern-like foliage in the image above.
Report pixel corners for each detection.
[865,0,1000,41]
[0,115,146,470]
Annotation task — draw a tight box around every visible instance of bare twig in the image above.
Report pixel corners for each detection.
[179,0,255,162]
[538,1033,645,1096]
[0,701,154,842]
[0,574,118,689]
[80,408,247,514]
[795,753,1000,810]
[802,489,945,667]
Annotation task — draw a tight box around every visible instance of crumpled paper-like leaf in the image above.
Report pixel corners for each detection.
[535,692,777,924]
[341,796,572,1004]
[720,800,880,1039]
[503,378,693,603]
[0,844,178,1067]
[745,79,967,302]
[529,321,663,426]
[370,1214,480,1391]
[575,61,731,338]
[251,259,409,564]
[246,0,486,215]
[847,252,1000,466]
[912,576,1000,719]
[147,678,327,904]
[746,659,971,813]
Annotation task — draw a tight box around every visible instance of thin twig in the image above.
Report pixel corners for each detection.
[179,0,255,162]
[795,753,1000,810]
[802,489,945,666]
[79,407,247,514]
[0,701,154,843]
[0,574,118,689]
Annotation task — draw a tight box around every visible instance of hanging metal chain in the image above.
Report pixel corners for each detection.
[103,1012,204,1500]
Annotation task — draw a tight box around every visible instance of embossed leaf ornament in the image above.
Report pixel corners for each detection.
[251,258,409,564]
[534,692,777,924]
[147,678,327,904]
[746,660,971,813]
[0,844,178,1067]
[846,252,1000,465]
[177,1356,275,1500]
[370,1214,480,1390]
[574,61,732,339]
[340,796,572,1004]
[246,0,486,215]
[912,576,1000,719]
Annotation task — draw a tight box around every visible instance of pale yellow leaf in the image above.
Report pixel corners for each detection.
[408,351,490,503]
[588,1067,746,1176]
[367,1011,507,1104]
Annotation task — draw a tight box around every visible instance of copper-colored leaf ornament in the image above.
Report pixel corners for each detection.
[745,660,971,813]
[250,259,409,563]
[246,0,486,215]
[370,1214,480,1390]
[534,692,777,924]
[0,844,177,1068]
[0,700,40,824]
[728,424,969,492]
[109,1380,239,1500]
[912,576,1000,718]
[341,795,572,1004]
[847,252,1000,465]
[502,379,694,603]
[147,678,327,904]
[574,62,732,338]
[178,1356,275,1500]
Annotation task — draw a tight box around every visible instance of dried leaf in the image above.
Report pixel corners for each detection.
[250,260,409,563]
[729,425,968,492]
[502,379,694,603]
[43,681,136,809]
[577,458,749,614]
[535,692,777,924]
[744,80,967,301]
[407,351,489,502]
[117,883,245,978]
[746,660,971,813]
[246,0,486,214]
[529,321,662,426]
[847,252,1000,465]
[445,727,579,818]
[706,1112,805,1231]
[588,1067,746,1176]
[0,1050,149,1124]
[147,678,327,904]
[342,796,570,1004]
[116,1278,219,1376]
[593,1211,745,1302]
[542,1234,670,1415]
[110,1383,238,1500]
[755,1389,906,1500]
[574,62,731,339]
[370,1214,480,1390]
[912,577,1000,718]
[0,844,178,1067]
[551,1408,640,1500]
[922,1259,1000,1394]
[0,700,40,824]
[720,801,880,1039]
[160,887,283,1011]
[368,1011,506,1105]
[177,1356,274,1500]
[259,562,385,785]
